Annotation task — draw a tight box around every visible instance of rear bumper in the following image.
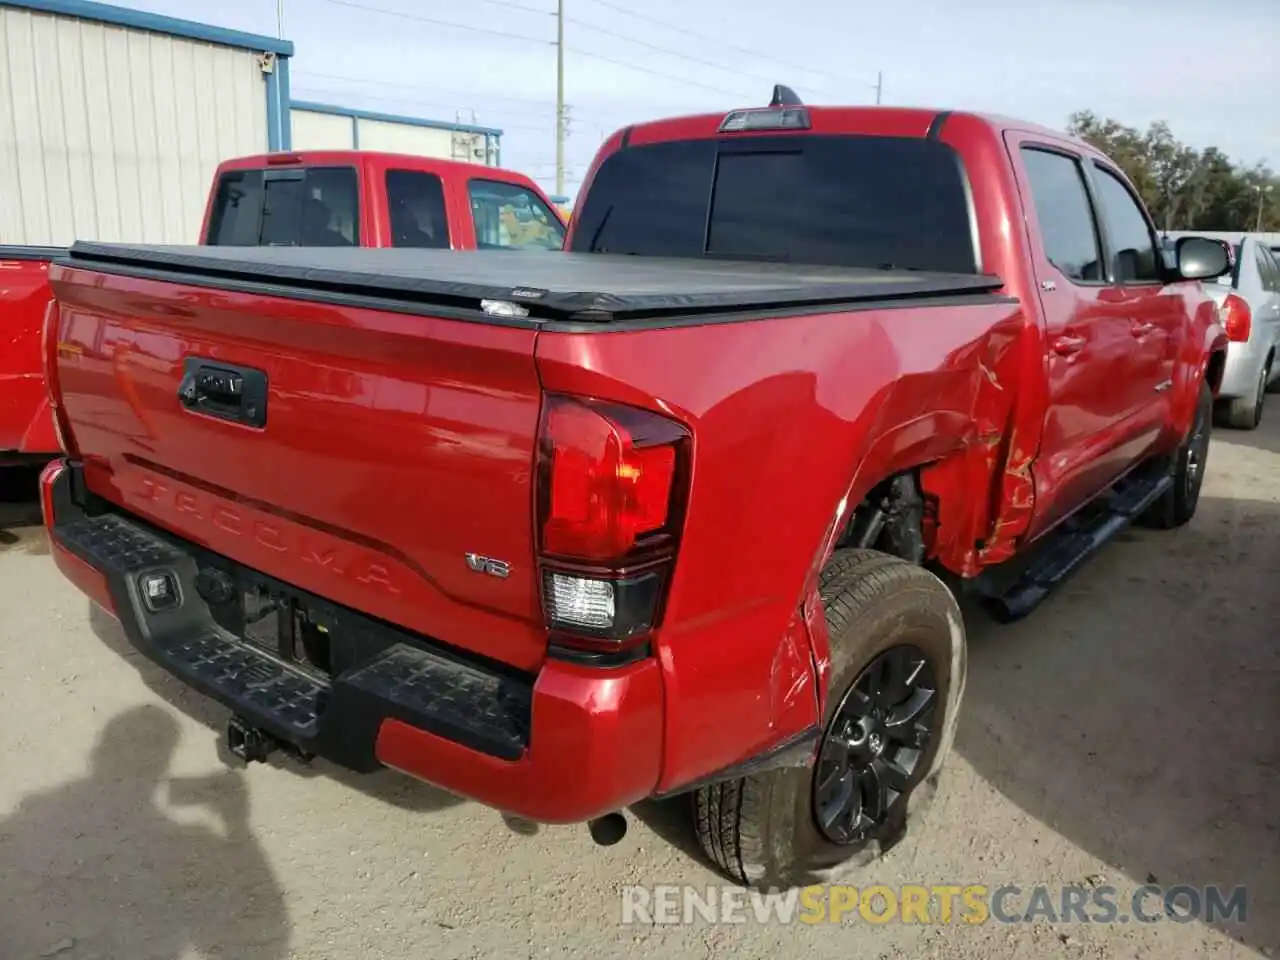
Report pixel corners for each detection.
[1219,339,1268,399]
[41,460,664,823]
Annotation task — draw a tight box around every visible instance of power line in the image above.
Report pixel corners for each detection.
[293,69,559,108]
[566,47,754,99]
[291,82,557,123]
[578,0,878,93]
[564,14,816,93]
[307,0,759,100]
[314,0,553,45]
[290,89,552,132]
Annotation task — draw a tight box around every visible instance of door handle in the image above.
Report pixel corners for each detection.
[178,358,268,428]
[1052,334,1086,356]
[1130,321,1155,337]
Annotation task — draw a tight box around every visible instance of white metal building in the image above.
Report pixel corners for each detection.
[0,0,293,246]
[290,101,503,167]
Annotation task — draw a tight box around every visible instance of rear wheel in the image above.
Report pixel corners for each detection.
[692,549,966,888]
[1145,380,1212,529]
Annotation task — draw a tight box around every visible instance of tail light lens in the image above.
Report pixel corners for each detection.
[536,395,691,652]
[41,297,78,457]
[1222,293,1251,342]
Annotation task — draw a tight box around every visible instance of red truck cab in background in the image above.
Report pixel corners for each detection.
[202,150,565,251]
[0,150,565,466]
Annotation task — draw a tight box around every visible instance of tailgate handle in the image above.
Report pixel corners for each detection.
[179,359,268,428]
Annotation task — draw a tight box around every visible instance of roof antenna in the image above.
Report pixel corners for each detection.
[769,84,804,107]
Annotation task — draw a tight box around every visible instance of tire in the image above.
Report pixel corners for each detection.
[692,549,967,889]
[1145,380,1212,529]
[1219,360,1267,430]
[1266,354,1280,394]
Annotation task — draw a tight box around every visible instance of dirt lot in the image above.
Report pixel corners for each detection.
[1,419,1277,960]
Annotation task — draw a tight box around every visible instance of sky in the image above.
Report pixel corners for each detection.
[126,0,1279,200]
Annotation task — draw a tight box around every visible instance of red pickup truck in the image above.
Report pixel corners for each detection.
[0,150,564,467]
[39,90,1228,888]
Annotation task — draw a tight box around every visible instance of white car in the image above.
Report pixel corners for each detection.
[1204,237,1280,429]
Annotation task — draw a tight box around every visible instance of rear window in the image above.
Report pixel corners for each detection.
[206,166,360,246]
[568,135,979,273]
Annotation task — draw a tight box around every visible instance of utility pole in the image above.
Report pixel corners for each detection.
[276,0,285,39]
[874,71,883,105]
[555,0,565,198]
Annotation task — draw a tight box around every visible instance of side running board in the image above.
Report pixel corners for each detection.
[971,464,1173,623]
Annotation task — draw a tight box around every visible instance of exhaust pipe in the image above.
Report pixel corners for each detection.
[587,812,628,846]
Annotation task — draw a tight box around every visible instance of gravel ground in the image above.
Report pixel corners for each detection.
[1,418,1277,960]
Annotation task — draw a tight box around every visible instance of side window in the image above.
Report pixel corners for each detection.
[468,180,566,251]
[1091,164,1160,283]
[1254,244,1280,292]
[300,167,359,245]
[1018,147,1105,282]
[386,170,450,249]
[206,171,265,245]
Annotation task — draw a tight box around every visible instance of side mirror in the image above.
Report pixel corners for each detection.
[1175,236,1231,281]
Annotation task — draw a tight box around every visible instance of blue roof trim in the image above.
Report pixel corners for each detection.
[0,0,294,55]
[290,100,503,139]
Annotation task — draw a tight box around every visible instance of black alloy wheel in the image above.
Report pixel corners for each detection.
[813,644,937,845]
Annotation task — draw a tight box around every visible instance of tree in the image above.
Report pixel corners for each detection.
[1064,112,1278,232]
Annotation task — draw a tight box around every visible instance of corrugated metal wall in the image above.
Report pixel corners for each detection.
[289,106,496,165]
[291,108,354,150]
[355,118,455,158]
[0,5,268,246]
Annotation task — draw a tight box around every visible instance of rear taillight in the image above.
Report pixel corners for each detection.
[41,298,78,457]
[1222,293,1252,342]
[536,395,690,652]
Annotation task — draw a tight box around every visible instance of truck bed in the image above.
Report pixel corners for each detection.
[61,241,1006,327]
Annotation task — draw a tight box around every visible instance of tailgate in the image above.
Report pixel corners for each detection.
[49,263,549,671]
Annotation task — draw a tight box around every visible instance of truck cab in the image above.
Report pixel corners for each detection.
[202,150,567,252]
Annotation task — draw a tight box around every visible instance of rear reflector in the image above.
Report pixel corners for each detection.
[719,107,811,133]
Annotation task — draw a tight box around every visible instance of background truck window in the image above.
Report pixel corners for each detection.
[569,135,980,273]
[1019,147,1105,282]
[468,180,566,250]
[386,170,450,248]
[206,166,359,246]
[1090,164,1160,282]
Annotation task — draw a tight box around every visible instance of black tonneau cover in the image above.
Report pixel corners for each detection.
[1,244,69,262]
[61,242,1004,324]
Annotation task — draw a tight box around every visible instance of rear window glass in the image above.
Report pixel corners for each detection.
[206,166,359,246]
[569,135,979,273]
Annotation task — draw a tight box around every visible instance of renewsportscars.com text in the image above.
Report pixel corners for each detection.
[619,883,1248,926]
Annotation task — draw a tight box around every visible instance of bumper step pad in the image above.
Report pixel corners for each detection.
[53,506,533,767]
